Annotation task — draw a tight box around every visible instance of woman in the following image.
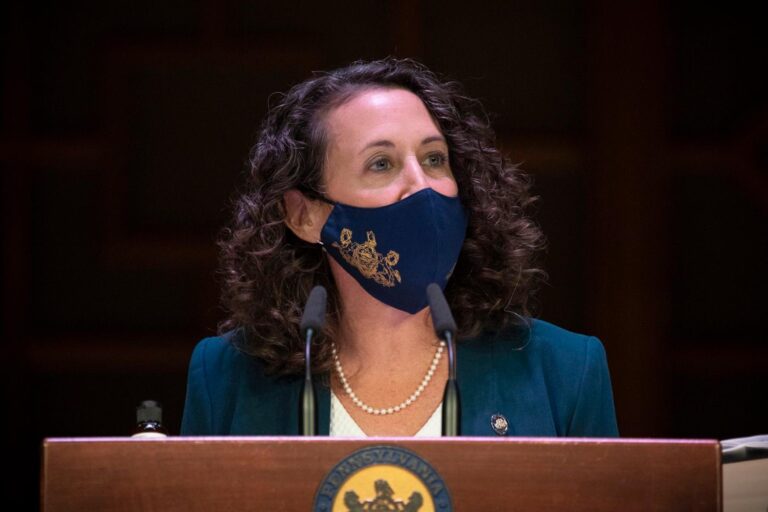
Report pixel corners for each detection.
[181,58,618,437]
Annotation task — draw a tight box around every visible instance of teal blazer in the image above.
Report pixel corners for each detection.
[181,319,619,437]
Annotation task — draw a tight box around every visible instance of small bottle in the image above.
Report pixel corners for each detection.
[132,400,168,438]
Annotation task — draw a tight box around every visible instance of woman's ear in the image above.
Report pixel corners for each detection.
[283,189,331,243]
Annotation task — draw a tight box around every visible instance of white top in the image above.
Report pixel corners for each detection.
[330,390,443,437]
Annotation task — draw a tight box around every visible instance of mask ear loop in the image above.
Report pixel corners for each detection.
[296,184,335,204]
[315,195,335,205]
[294,186,334,249]
[314,196,334,251]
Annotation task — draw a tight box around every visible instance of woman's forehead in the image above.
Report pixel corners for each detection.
[323,88,444,154]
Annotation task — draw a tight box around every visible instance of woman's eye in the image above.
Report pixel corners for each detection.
[423,152,448,167]
[368,157,392,172]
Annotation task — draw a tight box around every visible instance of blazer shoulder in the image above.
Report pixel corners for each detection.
[530,318,600,352]
[182,330,284,435]
[191,331,250,369]
[529,319,618,437]
[526,319,608,368]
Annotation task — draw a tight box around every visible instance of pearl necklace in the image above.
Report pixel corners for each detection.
[331,341,446,415]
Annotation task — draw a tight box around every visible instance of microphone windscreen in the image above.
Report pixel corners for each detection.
[427,283,457,336]
[300,285,327,334]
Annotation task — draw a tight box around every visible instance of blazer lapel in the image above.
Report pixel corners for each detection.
[458,325,555,437]
[457,337,499,436]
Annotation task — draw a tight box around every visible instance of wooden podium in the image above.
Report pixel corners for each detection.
[41,437,721,511]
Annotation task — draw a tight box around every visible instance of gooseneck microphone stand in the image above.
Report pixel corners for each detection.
[427,283,460,436]
[299,285,327,436]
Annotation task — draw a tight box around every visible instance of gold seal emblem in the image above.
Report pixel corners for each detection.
[340,472,424,511]
[313,446,452,512]
[332,228,401,287]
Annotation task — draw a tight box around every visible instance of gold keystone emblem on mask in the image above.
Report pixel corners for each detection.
[332,228,401,287]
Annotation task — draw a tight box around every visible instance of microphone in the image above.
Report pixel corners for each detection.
[299,285,327,436]
[426,283,460,436]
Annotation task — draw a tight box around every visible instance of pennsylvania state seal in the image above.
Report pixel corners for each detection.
[313,445,452,512]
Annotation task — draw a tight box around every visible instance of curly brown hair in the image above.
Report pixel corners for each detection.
[218,58,546,375]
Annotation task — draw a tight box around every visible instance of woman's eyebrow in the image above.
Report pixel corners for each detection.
[358,135,447,154]
[421,135,446,145]
[359,139,395,154]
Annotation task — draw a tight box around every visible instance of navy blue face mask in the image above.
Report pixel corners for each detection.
[320,188,468,314]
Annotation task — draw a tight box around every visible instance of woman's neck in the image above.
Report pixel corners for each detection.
[330,260,439,377]
[327,259,449,436]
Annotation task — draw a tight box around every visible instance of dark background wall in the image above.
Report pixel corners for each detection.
[2,0,766,508]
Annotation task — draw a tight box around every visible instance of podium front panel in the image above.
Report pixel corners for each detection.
[41,437,721,511]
